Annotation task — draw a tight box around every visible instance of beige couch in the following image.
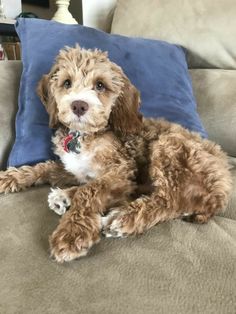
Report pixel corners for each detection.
[0,1,236,313]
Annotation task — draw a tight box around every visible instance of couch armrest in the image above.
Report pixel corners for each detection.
[0,61,22,170]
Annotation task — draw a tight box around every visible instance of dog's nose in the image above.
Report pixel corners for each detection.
[71,100,89,117]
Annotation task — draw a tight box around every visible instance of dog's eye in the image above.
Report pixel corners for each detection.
[63,79,72,89]
[95,81,106,92]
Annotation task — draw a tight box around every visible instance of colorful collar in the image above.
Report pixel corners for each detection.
[63,130,81,154]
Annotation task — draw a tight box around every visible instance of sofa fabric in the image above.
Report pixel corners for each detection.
[111,0,236,69]
[190,69,236,157]
[0,61,21,170]
[0,185,236,314]
[224,168,236,220]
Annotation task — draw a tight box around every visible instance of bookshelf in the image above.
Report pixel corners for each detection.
[0,18,19,60]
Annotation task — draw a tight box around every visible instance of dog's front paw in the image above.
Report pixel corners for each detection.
[48,188,71,215]
[102,209,129,238]
[0,169,21,194]
[50,229,92,263]
[49,212,101,263]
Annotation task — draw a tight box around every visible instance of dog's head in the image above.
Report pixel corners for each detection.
[37,45,142,135]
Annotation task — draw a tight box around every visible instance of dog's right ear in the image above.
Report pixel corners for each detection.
[37,73,59,129]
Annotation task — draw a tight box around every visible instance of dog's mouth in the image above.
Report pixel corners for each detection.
[67,116,83,131]
[67,112,109,134]
[67,112,93,133]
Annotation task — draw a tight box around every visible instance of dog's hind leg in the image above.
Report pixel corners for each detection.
[181,212,213,224]
[103,137,232,237]
[0,161,78,193]
[102,191,179,238]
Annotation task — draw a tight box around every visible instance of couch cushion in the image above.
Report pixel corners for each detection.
[8,18,206,167]
[0,61,22,170]
[223,167,236,221]
[111,0,236,69]
[0,185,236,313]
[190,69,236,157]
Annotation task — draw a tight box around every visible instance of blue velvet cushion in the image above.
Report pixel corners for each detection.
[8,18,207,167]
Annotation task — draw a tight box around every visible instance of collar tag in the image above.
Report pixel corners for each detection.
[63,131,81,153]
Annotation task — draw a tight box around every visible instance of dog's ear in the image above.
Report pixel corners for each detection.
[109,77,143,136]
[37,72,59,129]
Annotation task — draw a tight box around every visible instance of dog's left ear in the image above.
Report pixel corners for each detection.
[109,77,143,136]
[37,74,49,105]
[37,72,59,129]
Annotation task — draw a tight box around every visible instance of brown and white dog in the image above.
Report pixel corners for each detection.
[0,45,232,262]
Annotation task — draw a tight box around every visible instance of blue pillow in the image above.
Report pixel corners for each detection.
[8,18,207,167]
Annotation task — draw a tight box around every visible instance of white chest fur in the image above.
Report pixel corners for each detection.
[61,150,98,183]
[52,129,111,184]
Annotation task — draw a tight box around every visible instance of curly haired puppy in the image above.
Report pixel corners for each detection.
[0,45,232,262]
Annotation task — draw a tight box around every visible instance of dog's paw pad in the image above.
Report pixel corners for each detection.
[102,210,126,238]
[48,188,71,215]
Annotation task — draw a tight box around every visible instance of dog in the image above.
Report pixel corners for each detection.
[0,45,232,262]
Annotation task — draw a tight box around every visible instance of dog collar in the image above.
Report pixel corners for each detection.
[63,130,81,154]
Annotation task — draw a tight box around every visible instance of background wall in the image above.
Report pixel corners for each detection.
[1,0,22,18]
[82,0,116,31]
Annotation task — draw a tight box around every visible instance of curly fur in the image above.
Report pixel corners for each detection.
[0,45,232,262]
